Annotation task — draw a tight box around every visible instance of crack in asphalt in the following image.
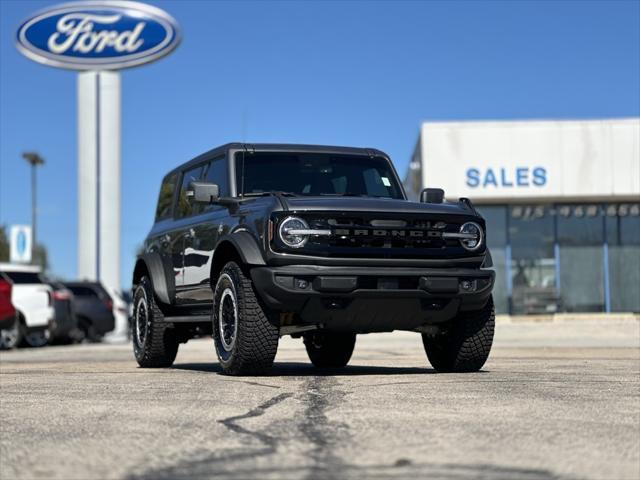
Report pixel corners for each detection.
[217,392,293,450]
[125,392,294,480]
[298,376,351,480]
[218,378,281,389]
[124,374,573,480]
[203,377,351,479]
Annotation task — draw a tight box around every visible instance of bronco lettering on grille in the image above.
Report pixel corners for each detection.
[333,228,445,238]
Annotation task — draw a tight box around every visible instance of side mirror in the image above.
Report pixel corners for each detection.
[187,181,219,204]
[420,188,445,204]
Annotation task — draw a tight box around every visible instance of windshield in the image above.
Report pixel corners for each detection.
[236,152,403,199]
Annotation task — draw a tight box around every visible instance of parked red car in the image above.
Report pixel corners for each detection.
[0,274,18,343]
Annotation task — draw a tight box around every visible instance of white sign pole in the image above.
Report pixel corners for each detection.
[77,71,121,290]
[77,72,97,281]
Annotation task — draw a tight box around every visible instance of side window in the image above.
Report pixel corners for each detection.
[155,172,177,220]
[203,156,228,210]
[176,165,205,218]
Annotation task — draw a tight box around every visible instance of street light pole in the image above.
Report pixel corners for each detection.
[21,152,44,263]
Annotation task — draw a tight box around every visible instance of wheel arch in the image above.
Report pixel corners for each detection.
[210,232,266,288]
[132,253,174,305]
[132,259,149,287]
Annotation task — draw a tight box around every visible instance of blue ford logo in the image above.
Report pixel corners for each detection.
[16,1,180,70]
[16,231,26,256]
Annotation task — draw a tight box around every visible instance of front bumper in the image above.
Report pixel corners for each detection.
[251,265,494,333]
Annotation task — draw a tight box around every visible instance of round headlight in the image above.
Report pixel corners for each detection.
[459,222,483,251]
[279,216,309,248]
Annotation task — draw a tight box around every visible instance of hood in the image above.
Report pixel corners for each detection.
[280,196,476,216]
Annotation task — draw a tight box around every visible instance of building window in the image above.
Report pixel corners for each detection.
[557,204,604,312]
[480,202,640,315]
[508,205,558,315]
[476,206,508,315]
[606,203,640,312]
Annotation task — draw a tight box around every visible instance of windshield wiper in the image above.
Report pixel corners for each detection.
[319,192,369,197]
[243,191,298,198]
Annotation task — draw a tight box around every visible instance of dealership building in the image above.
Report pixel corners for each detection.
[405,118,640,315]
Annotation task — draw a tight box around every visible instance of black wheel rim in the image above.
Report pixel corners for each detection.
[135,298,149,346]
[217,276,238,352]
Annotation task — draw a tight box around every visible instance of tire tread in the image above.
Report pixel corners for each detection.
[303,332,356,368]
[214,262,279,375]
[423,296,495,373]
[133,277,178,368]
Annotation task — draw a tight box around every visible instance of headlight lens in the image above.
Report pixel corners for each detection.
[279,216,309,248]
[459,222,483,251]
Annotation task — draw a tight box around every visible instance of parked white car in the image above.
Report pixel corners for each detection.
[0,263,54,348]
[104,287,130,343]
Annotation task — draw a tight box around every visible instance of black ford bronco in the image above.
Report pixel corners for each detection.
[132,143,495,375]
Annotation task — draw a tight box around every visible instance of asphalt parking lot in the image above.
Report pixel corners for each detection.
[1,320,639,480]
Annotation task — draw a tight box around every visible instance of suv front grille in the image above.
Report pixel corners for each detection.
[276,212,479,259]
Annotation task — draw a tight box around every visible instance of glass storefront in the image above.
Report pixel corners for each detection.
[606,204,640,312]
[557,205,604,312]
[481,207,508,314]
[477,203,640,315]
[509,205,557,315]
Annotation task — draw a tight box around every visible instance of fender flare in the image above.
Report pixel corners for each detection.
[136,252,175,305]
[216,231,266,267]
[482,248,493,268]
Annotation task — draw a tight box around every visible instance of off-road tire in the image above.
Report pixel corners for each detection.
[303,332,356,368]
[132,276,179,368]
[422,296,495,373]
[212,261,279,376]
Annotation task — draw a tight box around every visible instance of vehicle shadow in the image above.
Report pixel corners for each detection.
[171,361,437,376]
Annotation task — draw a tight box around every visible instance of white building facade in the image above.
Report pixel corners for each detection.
[405,118,640,315]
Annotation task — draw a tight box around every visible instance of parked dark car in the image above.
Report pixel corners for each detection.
[63,282,115,341]
[0,273,18,349]
[47,282,79,344]
[131,143,495,375]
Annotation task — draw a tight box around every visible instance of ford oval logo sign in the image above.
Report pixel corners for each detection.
[16,1,180,70]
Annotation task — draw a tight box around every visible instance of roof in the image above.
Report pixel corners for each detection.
[418,117,640,129]
[172,143,391,174]
[0,263,42,273]
[63,281,104,287]
[224,142,385,156]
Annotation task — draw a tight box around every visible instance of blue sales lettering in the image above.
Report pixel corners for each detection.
[466,167,547,188]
